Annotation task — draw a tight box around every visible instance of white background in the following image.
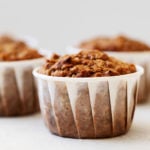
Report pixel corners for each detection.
[0,1,150,149]
[0,0,150,53]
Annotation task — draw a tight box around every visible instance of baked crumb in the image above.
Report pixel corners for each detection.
[39,50,136,77]
[79,35,150,52]
[0,35,43,61]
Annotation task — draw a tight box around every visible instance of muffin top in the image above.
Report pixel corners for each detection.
[79,35,150,52]
[39,50,136,77]
[0,35,43,61]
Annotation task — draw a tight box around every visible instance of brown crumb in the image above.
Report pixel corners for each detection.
[79,35,150,52]
[39,50,136,77]
[0,35,43,61]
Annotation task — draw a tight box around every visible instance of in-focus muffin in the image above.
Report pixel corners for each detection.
[77,35,150,103]
[0,35,44,116]
[33,50,143,138]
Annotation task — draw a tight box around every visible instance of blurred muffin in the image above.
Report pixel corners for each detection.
[33,50,143,138]
[79,36,150,52]
[0,35,44,116]
[77,35,150,103]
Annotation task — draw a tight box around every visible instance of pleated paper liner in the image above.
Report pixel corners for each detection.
[33,65,143,138]
[0,58,45,116]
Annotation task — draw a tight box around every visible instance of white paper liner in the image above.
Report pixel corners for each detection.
[0,58,45,116]
[33,65,143,138]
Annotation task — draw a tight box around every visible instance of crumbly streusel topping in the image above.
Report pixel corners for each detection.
[79,35,150,52]
[0,35,43,61]
[39,50,136,77]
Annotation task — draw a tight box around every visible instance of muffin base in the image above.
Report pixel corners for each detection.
[34,66,143,138]
[0,58,44,116]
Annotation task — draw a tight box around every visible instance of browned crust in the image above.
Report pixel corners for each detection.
[33,78,40,112]
[131,82,138,122]
[74,83,95,138]
[113,80,127,136]
[54,82,78,138]
[93,81,112,138]
[127,80,138,130]
[0,91,5,115]
[1,68,21,116]
[40,80,58,135]
[0,67,40,116]
[21,67,37,114]
[37,78,139,138]
[137,62,147,103]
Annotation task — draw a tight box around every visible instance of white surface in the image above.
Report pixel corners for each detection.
[0,102,150,150]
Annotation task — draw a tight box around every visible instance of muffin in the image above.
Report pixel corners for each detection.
[0,35,44,116]
[33,50,143,138]
[79,36,150,52]
[76,35,150,103]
